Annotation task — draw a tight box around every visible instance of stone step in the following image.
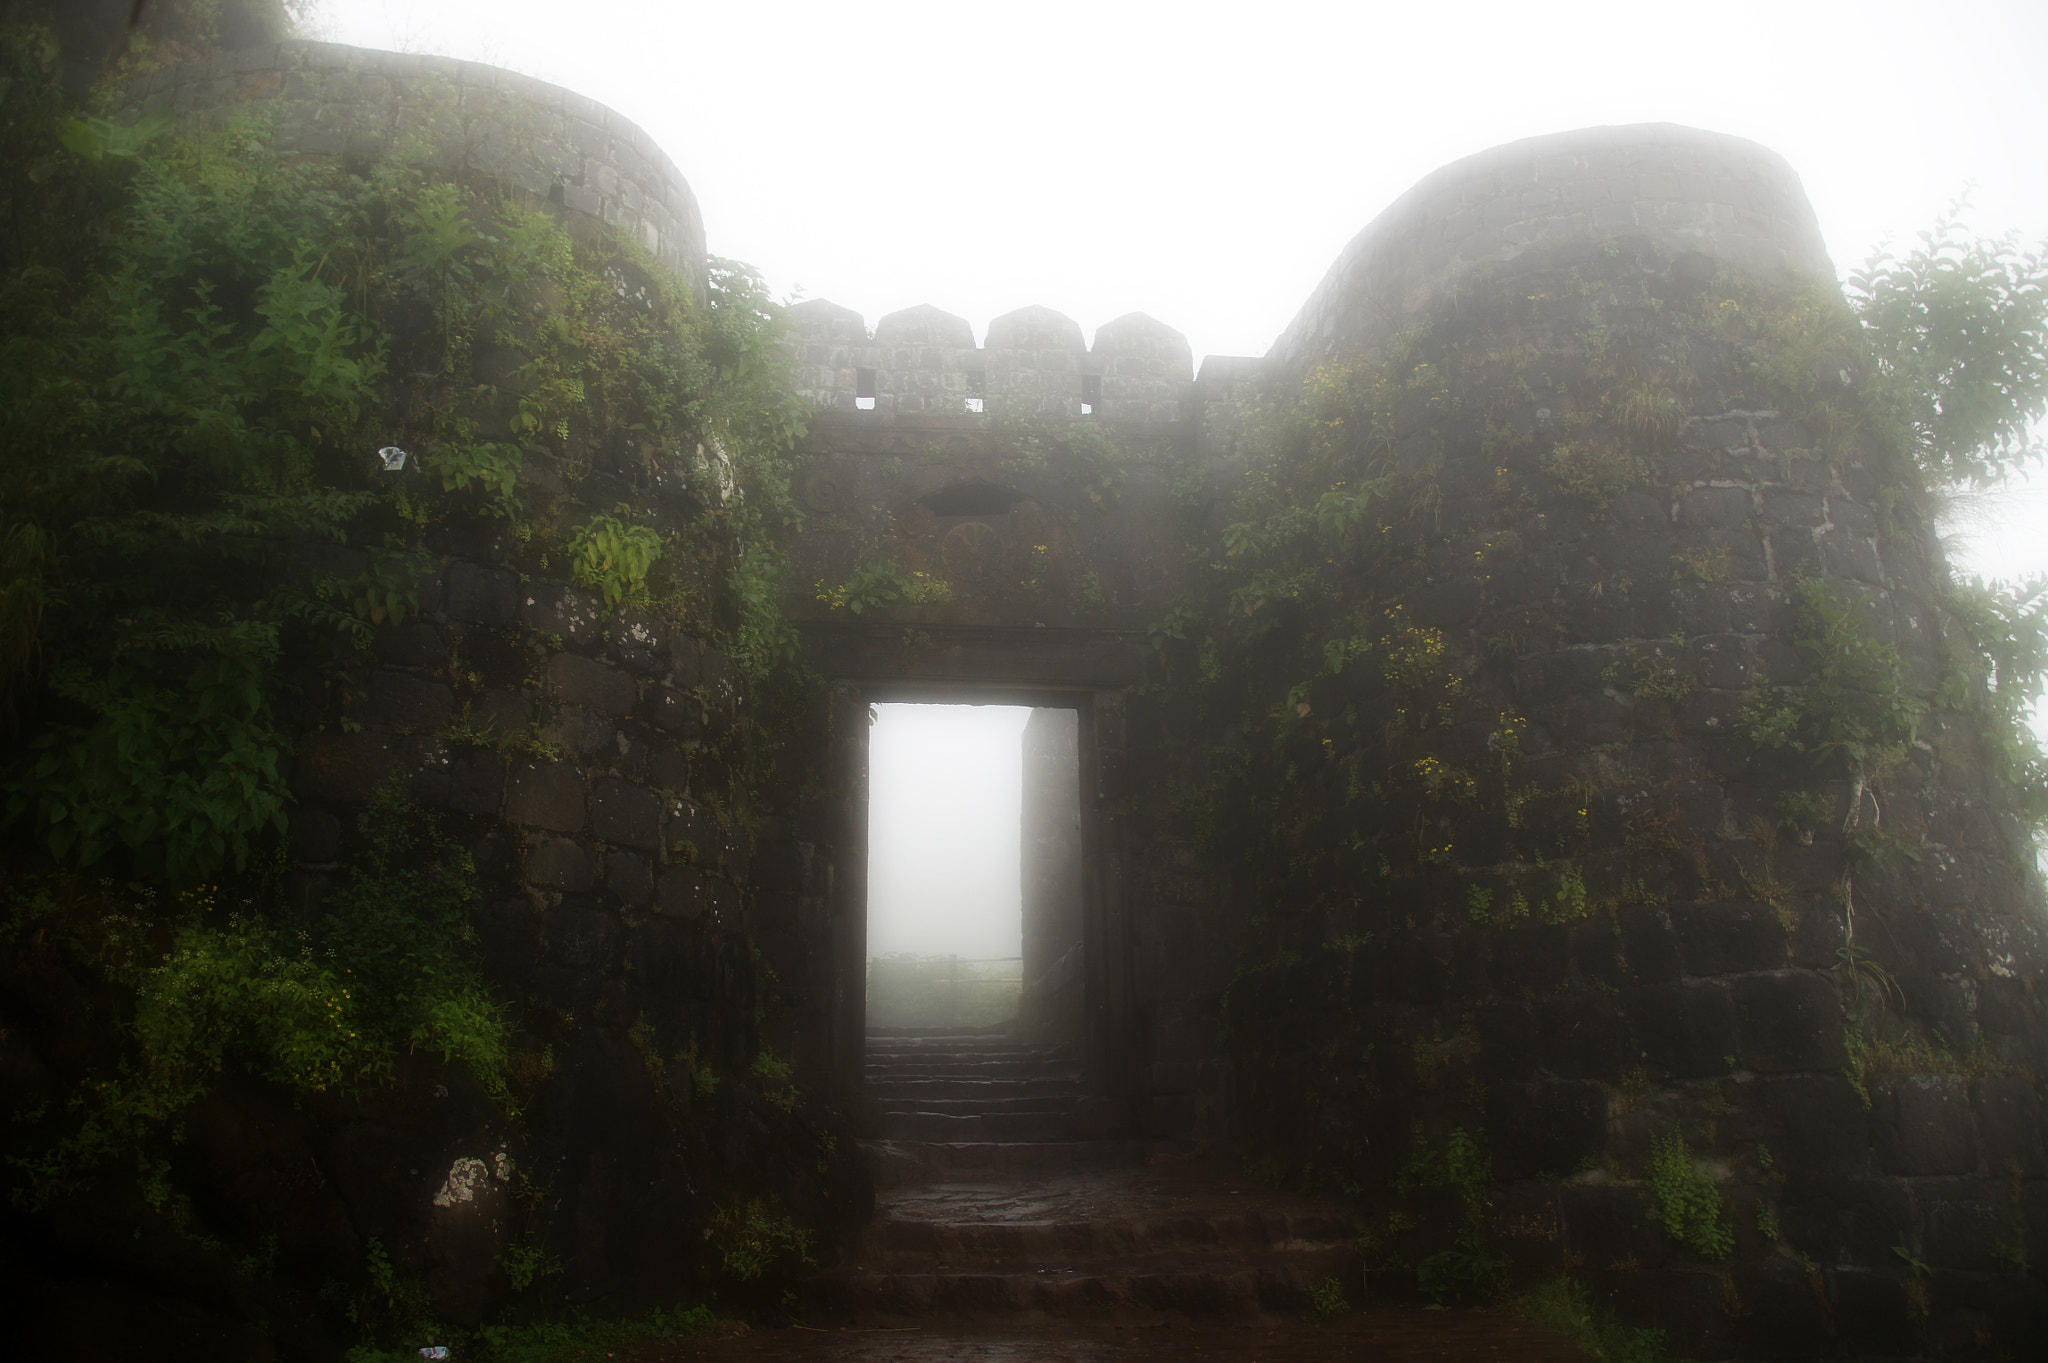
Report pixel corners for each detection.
[811,1249,1357,1325]
[866,1076,1087,1101]
[865,1058,1080,1079]
[865,1050,1072,1068]
[873,1094,1080,1116]
[860,1210,1356,1267]
[861,1140,1151,1188]
[865,1026,1018,1040]
[880,1109,1120,1142]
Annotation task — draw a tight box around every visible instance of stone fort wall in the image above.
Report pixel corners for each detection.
[85,46,2048,1356]
[119,41,706,293]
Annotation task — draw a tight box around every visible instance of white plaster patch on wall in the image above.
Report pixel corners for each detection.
[433,1157,492,1208]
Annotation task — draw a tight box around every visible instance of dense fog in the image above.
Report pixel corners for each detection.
[866,704,1033,962]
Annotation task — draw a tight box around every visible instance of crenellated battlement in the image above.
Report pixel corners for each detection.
[785,300,1198,424]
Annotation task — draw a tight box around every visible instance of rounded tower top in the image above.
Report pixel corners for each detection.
[1271,123,1835,370]
[118,41,708,297]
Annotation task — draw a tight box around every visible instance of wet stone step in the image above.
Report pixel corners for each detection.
[861,1212,1357,1265]
[861,1140,1150,1187]
[880,1112,1115,1142]
[866,1079,1088,1101]
[873,1094,1080,1116]
[866,1054,1072,1070]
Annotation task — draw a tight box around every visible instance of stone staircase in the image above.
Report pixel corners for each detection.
[813,1026,1362,1325]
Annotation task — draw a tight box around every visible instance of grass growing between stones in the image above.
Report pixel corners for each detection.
[1518,1277,1666,1363]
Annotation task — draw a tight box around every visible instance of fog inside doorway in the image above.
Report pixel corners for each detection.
[867,703,1033,961]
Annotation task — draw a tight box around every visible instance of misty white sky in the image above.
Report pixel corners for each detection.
[866,705,1032,959]
[303,1,2048,929]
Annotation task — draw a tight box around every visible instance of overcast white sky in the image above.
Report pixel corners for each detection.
[307,1,2048,948]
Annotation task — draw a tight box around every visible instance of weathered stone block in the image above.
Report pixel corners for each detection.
[538,703,615,760]
[1831,1268,1924,1356]
[706,877,739,924]
[504,760,586,832]
[293,730,397,802]
[590,778,661,852]
[518,580,603,646]
[1727,1268,1834,1360]
[472,688,533,734]
[646,685,702,740]
[1767,527,1821,580]
[1486,1079,1604,1180]
[1490,922,1572,997]
[1615,905,1682,984]
[444,560,517,625]
[1873,1075,1980,1175]
[373,620,445,668]
[1624,980,1738,1077]
[1672,901,1787,977]
[441,747,504,818]
[1973,1074,2046,1177]
[604,851,653,907]
[1733,970,1843,1073]
[1568,917,1626,989]
[1917,1178,2005,1270]
[1826,521,1884,581]
[1515,649,1610,706]
[366,670,454,734]
[543,904,615,970]
[1759,488,1824,528]
[1533,991,1632,1081]
[647,746,692,795]
[1562,1184,1663,1271]
[607,610,665,673]
[656,866,704,918]
[1755,1074,1870,1175]
[525,836,592,891]
[1780,1175,1911,1266]
[546,654,637,715]
[1679,485,1751,528]
[1685,634,1752,691]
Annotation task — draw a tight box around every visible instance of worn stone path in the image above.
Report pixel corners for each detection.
[642,1028,1586,1359]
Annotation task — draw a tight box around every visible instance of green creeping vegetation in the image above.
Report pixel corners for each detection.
[813,557,952,614]
[1842,1014,2026,1109]
[1306,1274,1349,1321]
[709,1197,816,1285]
[345,1303,719,1363]
[1389,1128,1511,1305]
[567,510,664,608]
[1647,1131,1733,1261]
[7,793,507,1213]
[1519,1277,1667,1363]
[1189,206,2048,1211]
[0,36,822,1344]
[0,33,810,880]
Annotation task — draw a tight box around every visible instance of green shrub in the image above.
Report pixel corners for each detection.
[1415,1227,1510,1304]
[1647,1131,1733,1260]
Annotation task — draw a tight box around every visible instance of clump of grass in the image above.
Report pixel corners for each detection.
[1520,1277,1667,1362]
